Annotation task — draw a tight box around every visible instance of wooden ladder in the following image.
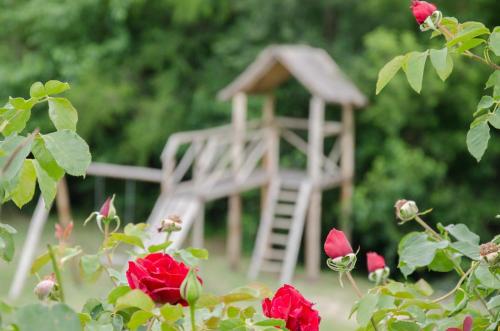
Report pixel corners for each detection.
[249,176,312,283]
[145,192,203,249]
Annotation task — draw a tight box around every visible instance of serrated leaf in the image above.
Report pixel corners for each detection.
[398,232,448,277]
[33,159,57,207]
[489,109,500,129]
[477,96,494,110]
[475,265,500,289]
[48,98,78,131]
[115,290,154,312]
[29,82,46,99]
[447,22,490,47]
[107,285,131,304]
[0,135,33,180]
[0,108,31,136]
[403,51,428,93]
[31,136,64,180]
[489,28,500,56]
[376,55,405,94]
[42,130,91,176]
[430,48,453,81]
[160,304,183,323]
[356,293,379,326]
[127,310,153,331]
[457,38,485,53]
[11,159,36,208]
[44,80,70,95]
[466,122,490,162]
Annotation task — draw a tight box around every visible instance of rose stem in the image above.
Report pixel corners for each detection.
[189,305,197,331]
[48,244,65,303]
[413,216,494,316]
[346,272,379,331]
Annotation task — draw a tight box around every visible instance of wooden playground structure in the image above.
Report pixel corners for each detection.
[9,45,366,299]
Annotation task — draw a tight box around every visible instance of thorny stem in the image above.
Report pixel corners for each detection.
[47,244,65,303]
[346,272,380,331]
[412,215,494,316]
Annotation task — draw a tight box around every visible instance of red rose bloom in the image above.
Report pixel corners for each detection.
[262,284,320,331]
[126,253,201,305]
[411,0,437,24]
[366,252,386,273]
[446,316,473,331]
[324,228,353,259]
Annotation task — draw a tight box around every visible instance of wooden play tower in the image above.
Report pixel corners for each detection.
[145,44,367,282]
[10,45,366,298]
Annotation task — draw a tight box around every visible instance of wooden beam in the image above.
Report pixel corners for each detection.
[261,94,278,213]
[306,96,325,280]
[56,177,72,226]
[340,103,355,240]
[87,162,163,183]
[228,93,247,270]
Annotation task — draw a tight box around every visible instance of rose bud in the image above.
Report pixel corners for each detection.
[262,284,320,331]
[324,228,353,259]
[99,195,116,220]
[480,242,499,264]
[34,275,56,301]
[158,215,182,233]
[180,268,203,306]
[411,0,437,24]
[324,228,357,275]
[54,221,73,243]
[446,315,472,331]
[394,199,419,222]
[367,252,390,285]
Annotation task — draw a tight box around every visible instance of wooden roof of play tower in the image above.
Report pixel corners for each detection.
[218,44,367,107]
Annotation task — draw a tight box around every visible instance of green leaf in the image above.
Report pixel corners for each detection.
[356,293,379,326]
[11,159,36,208]
[403,51,428,93]
[485,71,500,98]
[8,97,34,111]
[31,136,64,181]
[107,285,131,305]
[450,241,480,260]
[0,223,15,262]
[429,250,457,272]
[33,159,57,207]
[429,48,453,81]
[447,22,490,47]
[186,247,209,260]
[487,295,500,310]
[477,96,494,111]
[29,82,46,99]
[127,310,153,331]
[388,320,420,331]
[475,264,500,289]
[376,55,405,94]
[148,241,172,253]
[106,233,144,249]
[30,252,50,274]
[449,288,469,317]
[15,303,81,331]
[489,109,500,129]
[44,80,70,95]
[80,254,102,278]
[489,27,500,56]
[466,122,490,162]
[445,224,480,244]
[398,232,448,277]
[457,38,485,53]
[160,304,183,323]
[0,135,33,180]
[0,107,32,136]
[115,290,155,312]
[42,130,91,176]
[48,98,78,131]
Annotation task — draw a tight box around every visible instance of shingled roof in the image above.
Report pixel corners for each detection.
[218,44,367,107]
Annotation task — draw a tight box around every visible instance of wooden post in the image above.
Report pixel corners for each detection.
[306,96,325,280]
[56,177,72,226]
[340,103,355,240]
[192,203,205,248]
[228,93,247,270]
[261,94,279,212]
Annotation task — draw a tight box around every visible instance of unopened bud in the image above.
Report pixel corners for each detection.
[158,215,182,233]
[180,268,203,306]
[480,242,499,264]
[99,195,117,219]
[395,200,419,222]
[34,275,56,301]
[368,267,391,285]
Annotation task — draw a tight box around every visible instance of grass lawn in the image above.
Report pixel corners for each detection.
[0,208,369,330]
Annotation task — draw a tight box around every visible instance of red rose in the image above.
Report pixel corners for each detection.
[366,252,386,273]
[446,316,473,331]
[126,253,201,305]
[324,228,353,259]
[411,0,437,24]
[262,284,320,331]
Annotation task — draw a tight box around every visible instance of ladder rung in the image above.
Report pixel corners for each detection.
[261,261,282,273]
[269,233,289,246]
[264,248,286,260]
[278,191,298,202]
[275,204,295,216]
[273,217,292,230]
